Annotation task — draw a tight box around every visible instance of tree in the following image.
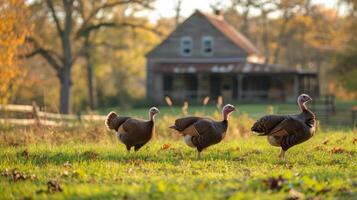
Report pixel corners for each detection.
[174,0,183,27]
[333,0,357,94]
[0,0,31,104]
[26,0,154,113]
[74,1,158,110]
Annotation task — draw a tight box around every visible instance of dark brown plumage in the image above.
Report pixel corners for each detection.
[170,104,236,159]
[105,107,159,152]
[251,94,316,160]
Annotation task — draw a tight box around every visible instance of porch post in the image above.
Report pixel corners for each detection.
[153,73,163,101]
[237,74,243,100]
[294,74,299,98]
[197,74,203,100]
[146,60,154,99]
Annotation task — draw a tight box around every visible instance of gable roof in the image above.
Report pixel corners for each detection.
[198,11,261,56]
[146,10,262,58]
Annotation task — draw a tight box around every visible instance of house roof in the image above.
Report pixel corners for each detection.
[198,11,262,56]
[146,10,262,58]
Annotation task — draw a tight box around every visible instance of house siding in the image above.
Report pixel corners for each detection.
[147,12,248,59]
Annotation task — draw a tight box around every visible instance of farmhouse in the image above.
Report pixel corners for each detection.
[146,10,319,102]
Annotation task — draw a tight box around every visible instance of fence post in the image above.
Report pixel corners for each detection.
[32,101,41,126]
[352,108,357,127]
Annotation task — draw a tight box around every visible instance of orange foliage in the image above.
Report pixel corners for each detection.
[0,0,31,104]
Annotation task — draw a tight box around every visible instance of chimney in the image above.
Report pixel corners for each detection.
[214,9,224,18]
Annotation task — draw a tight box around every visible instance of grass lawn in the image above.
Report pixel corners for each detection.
[100,104,297,119]
[101,100,357,123]
[1,131,356,199]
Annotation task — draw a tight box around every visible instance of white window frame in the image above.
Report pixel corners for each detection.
[180,36,193,56]
[202,36,214,56]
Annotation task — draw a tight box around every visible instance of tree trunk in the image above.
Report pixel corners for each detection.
[174,0,182,27]
[261,11,270,63]
[272,13,291,64]
[59,68,71,114]
[60,32,72,114]
[83,35,98,110]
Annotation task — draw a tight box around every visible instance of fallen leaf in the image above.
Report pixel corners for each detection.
[352,138,357,144]
[63,161,72,168]
[161,143,171,150]
[322,139,329,145]
[82,151,98,160]
[61,170,69,177]
[1,169,30,182]
[127,159,144,166]
[314,145,324,151]
[21,149,30,159]
[288,188,304,200]
[330,147,347,154]
[47,180,62,193]
[262,175,286,191]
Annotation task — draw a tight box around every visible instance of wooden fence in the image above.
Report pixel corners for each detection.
[0,103,106,126]
[1,98,356,128]
[310,94,357,127]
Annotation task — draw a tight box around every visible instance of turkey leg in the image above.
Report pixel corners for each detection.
[279,149,286,161]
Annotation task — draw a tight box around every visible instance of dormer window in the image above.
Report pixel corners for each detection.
[202,36,214,56]
[180,36,192,56]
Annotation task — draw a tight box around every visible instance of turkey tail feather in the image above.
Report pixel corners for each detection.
[105,112,121,131]
[251,120,267,135]
[251,115,287,136]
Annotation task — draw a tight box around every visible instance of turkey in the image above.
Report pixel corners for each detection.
[170,104,236,159]
[105,107,159,152]
[251,94,316,160]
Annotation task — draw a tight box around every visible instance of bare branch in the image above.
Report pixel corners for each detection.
[76,21,163,38]
[24,37,63,73]
[46,0,63,34]
[63,0,74,34]
[81,0,153,29]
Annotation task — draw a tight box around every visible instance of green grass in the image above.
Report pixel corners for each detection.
[100,104,296,119]
[1,131,356,199]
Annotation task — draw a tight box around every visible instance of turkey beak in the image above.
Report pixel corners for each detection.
[307,96,312,101]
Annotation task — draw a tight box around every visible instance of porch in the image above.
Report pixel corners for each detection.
[157,73,318,102]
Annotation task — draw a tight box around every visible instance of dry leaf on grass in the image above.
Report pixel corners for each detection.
[161,143,171,150]
[322,139,329,145]
[288,188,305,200]
[1,169,36,182]
[262,175,286,190]
[82,151,98,160]
[21,149,30,159]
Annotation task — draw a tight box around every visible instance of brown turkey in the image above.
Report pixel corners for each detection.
[251,94,316,160]
[105,107,159,152]
[170,104,236,159]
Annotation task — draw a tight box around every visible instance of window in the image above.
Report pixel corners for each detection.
[180,36,192,56]
[202,36,214,56]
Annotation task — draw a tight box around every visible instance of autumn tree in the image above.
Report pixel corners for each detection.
[333,0,357,94]
[75,1,160,110]
[0,0,31,104]
[26,0,154,113]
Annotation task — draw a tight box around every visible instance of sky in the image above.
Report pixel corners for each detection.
[140,0,344,23]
